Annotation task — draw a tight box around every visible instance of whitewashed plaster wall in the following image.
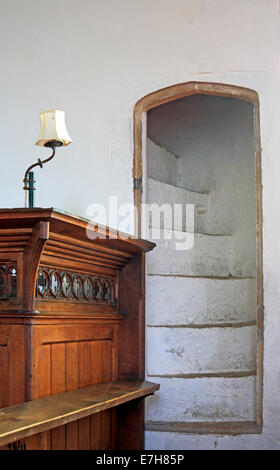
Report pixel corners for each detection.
[0,0,280,449]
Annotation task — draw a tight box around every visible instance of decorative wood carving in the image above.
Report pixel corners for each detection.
[36,266,116,305]
[0,208,157,450]
[7,440,26,451]
[0,262,17,299]
[23,221,49,311]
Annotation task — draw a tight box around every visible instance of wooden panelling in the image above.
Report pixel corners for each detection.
[119,252,145,380]
[117,400,144,450]
[101,410,112,449]
[65,421,78,450]
[78,416,90,450]
[65,342,79,391]
[0,229,31,254]
[28,322,117,449]
[31,343,51,400]
[51,425,66,450]
[0,342,9,408]
[0,209,157,449]
[0,324,26,407]
[25,431,51,450]
[29,322,118,399]
[51,342,66,395]
[91,341,102,384]
[78,341,92,388]
[90,414,102,449]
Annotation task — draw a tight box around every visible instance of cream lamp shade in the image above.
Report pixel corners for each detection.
[35,110,72,147]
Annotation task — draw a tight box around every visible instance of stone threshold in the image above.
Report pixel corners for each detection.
[145,420,262,435]
[147,273,256,280]
[147,370,256,379]
[147,321,256,329]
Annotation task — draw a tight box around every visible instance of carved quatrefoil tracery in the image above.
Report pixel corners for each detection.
[0,262,17,299]
[37,267,116,305]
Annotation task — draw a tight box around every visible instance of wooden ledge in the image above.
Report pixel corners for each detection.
[0,380,159,447]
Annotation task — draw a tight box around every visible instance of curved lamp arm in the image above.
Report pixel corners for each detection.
[23,148,56,190]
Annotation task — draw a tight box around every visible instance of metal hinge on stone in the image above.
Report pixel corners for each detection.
[133,177,142,193]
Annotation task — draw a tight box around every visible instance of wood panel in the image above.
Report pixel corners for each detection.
[118,400,144,450]
[119,252,145,380]
[0,324,26,407]
[51,425,66,450]
[27,321,117,449]
[0,209,157,450]
[78,340,92,450]
[90,414,102,449]
[65,421,78,450]
[79,341,92,387]
[24,431,51,450]
[0,341,9,408]
[51,342,66,394]
[91,341,102,384]
[30,323,118,399]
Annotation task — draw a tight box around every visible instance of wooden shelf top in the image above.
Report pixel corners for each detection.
[0,208,156,254]
[0,380,159,447]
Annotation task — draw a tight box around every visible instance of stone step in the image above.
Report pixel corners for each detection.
[147,326,256,375]
[147,177,209,233]
[147,139,179,188]
[145,431,262,450]
[145,376,256,423]
[147,276,257,325]
[147,230,233,277]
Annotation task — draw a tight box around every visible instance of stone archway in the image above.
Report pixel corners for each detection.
[133,81,263,432]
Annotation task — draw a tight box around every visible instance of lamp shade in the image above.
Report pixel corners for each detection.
[35,110,72,147]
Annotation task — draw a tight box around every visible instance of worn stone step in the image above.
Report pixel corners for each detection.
[145,431,263,450]
[147,177,209,233]
[147,230,233,277]
[145,376,256,422]
[147,326,256,375]
[147,139,179,188]
[147,275,257,325]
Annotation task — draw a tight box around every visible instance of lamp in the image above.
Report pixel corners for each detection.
[23,110,72,208]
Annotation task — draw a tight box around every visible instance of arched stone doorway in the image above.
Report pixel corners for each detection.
[133,82,263,434]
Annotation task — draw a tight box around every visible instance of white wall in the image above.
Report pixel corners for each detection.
[1,0,280,449]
